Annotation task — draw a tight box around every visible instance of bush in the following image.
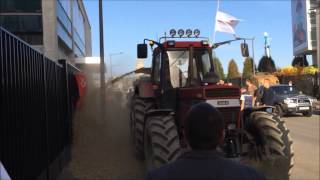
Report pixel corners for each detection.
[292,56,309,67]
[276,66,318,76]
[227,59,240,79]
[213,57,225,80]
[242,57,254,79]
[258,56,276,73]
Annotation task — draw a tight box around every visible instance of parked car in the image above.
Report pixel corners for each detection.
[271,84,313,117]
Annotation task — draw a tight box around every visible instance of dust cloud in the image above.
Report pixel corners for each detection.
[58,76,145,180]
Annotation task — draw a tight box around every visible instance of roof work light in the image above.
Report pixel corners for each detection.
[186,29,192,37]
[178,29,184,37]
[194,29,200,37]
[170,29,176,37]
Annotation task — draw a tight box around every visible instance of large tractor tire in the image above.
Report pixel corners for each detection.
[243,111,294,180]
[144,114,181,171]
[130,96,154,159]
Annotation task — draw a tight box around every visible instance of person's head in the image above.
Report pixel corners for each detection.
[246,78,253,86]
[288,80,293,86]
[184,103,224,151]
[263,78,271,89]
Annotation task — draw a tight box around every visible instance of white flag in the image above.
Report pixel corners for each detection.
[215,11,240,34]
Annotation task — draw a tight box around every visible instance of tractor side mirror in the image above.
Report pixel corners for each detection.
[137,44,148,58]
[241,43,249,57]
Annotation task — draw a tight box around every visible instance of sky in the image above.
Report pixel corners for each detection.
[83,0,295,77]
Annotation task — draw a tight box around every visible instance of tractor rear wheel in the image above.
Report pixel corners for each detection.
[144,114,181,171]
[131,96,154,159]
[243,111,294,180]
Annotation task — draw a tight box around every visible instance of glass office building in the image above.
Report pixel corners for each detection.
[0,0,91,61]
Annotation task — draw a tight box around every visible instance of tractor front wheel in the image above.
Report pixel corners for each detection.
[144,114,181,171]
[243,111,294,180]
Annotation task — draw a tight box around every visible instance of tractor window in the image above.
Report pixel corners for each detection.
[153,54,161,84]
[201,52,211,76]
[167,51,189,88]
[193,50,212,81]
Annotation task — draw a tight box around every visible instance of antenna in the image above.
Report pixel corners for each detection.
[164,32,167,42]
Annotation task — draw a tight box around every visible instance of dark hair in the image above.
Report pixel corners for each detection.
[184,103,224,150]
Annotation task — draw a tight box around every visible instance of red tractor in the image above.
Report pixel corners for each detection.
[130,29,293,179]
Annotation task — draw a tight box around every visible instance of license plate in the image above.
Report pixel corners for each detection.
[217,101,229,105]
[299,107,309,110]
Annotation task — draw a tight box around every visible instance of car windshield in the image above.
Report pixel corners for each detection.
[272,86,299,95]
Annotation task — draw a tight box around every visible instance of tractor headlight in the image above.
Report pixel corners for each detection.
[227,123,236,130]
[167,40,175,46]
[201,40,209,46]
[178,29,185,37]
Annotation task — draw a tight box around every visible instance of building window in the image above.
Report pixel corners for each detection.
[0,0,41,13]
[0,15,42,33]
[56,1,72,34]
[72,0,85,45]
[57,0,71,18]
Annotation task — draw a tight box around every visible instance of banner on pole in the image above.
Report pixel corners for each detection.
[215,10,240,34]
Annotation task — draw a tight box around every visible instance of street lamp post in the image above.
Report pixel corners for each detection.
[99,0,105,89]
[109,52,123,79]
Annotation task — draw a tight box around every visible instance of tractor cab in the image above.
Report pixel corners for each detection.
[137,29,249,127]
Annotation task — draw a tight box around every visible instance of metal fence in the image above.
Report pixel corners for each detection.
[0,27,79,179]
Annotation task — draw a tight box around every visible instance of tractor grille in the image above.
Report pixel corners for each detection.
[218,108,240,125]
[298,99,310,104]
[205,88,239,98]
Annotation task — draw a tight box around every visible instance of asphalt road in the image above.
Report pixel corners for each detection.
[283,114,320,180]
[58,87,320,180]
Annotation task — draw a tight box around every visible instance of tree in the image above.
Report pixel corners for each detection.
[242,57,254,79]
[292,56,309,67]
[227,59,240,79]
[213,57,225,80]
[258,56,276,73]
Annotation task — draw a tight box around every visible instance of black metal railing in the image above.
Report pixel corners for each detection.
[0,26,79,179]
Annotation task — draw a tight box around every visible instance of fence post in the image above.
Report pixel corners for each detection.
[42,55,50,180]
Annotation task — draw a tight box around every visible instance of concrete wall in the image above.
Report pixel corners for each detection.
[42,0,59,60]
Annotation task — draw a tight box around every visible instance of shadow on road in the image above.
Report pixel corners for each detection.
[58,87,145,180]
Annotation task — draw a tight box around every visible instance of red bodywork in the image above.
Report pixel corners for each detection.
[178,84,241,129]
[162,41,211,48]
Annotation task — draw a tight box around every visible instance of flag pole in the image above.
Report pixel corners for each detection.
[213,0,220,43]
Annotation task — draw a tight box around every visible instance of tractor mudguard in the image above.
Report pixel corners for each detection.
[243,106,275,114]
